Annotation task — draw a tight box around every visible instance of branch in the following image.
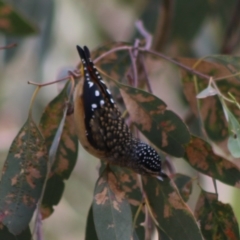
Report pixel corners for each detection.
[0,42,17,50]
[128,39,140,87]
[94,45,131,64]
[28,76,69,87]
[135,20,152,50]
[139,54,153,93]
[93,44,211,80]
[140,48,211,80]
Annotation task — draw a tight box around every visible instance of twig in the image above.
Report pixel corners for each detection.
[132,38,140,58]
[128,40,140,87]
[212,178,218,196]
[211,79,234,103]
[68,74,76,99]
[143,201,152,240]
[139,48,211,80]
[139,54,153,93]
[94,45,131,63]
[28,76,71,87]
[35,212,43,240]
[214,71,240,81]
[135,20,153,50]
[93,44,211,80]
[28,86,41,117]
[0,42,17,50]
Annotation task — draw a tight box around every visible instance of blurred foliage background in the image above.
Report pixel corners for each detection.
[0,0,240,239]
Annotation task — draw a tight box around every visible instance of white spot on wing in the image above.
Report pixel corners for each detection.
[91,104,97,108]
[100,100,105,105]
[95,90,100,96]
[88,81,94,87]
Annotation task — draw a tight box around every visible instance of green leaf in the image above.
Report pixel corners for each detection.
[143,177,203,240]
[85,205,98,240]
[41,175,64,218]
[180,57,240,142]
[228,136,240,158]
[118,83,190,157]
[173,174,193,202]
[195,189,240,240]
[93,167,133,240]
[227,110,240,158]
[108,165,144,240]
[39,82,78,218]
[0,115,48,235]
[0,1,37,36]
[184,135,240,188]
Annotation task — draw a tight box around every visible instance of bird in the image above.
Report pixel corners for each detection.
[73,45,167,180]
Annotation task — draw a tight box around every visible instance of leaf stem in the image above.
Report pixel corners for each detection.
[94,45,132,63]
[132,201,144,231]
[135,20,153,50]
[214,71,240,81]
[140,54,153,93]
[210,80,235,103]
[0,42,17,50]
[128,40,140,88]
[139,48,211,80]
[94,45,212,80]
[28,86,41,117]
[28,76,70,87]
[228,92,240,109]
[212,178,218,196]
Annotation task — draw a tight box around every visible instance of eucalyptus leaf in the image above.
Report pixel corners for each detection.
[227,110,240,158]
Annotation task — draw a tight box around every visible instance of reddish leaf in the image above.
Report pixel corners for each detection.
[119,84,190,157]
[184,136,240,188]
[39,82,78,218]
[0,116,48,234]
[179,58,240,141]
[108,165,145,240]
[91,44,191,157]
[93,167,133,240]
[39,83,78,179]
[0,1,36,35]
[195,189,239,240]
[143,177,203,240]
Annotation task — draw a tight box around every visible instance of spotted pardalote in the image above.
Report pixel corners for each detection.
[74,45,167,180]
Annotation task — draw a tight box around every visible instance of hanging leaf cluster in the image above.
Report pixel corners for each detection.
[1,41,240,240]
